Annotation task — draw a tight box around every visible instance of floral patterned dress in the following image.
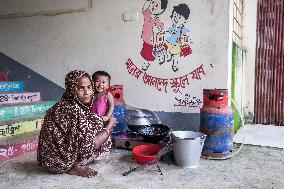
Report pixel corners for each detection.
[37,70,112,173]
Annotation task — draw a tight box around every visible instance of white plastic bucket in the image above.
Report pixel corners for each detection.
[173,131,206,168]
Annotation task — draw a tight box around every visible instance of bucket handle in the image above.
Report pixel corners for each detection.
[200,134,207,145]
[161,129,175,144]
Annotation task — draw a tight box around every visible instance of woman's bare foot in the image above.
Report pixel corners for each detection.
[67,165,98,178]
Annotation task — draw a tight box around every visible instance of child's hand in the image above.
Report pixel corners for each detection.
[153,26,162,33]
[102,116,109,122]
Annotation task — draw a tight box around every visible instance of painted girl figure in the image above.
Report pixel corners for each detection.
[165,4,191,72]
[140,0,168,71]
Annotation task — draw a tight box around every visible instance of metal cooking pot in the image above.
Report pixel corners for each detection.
[127,110,151,132]
[138,124,170,144]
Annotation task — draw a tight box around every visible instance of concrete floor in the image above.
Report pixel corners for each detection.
[234,124,284,149]
[0,145,284,189]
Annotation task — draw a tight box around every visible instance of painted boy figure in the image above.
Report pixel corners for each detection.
[165,4,191,72]
[140,0,168,71]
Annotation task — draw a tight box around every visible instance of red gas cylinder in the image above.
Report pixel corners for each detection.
[109,85,125,105]
[200,89,234,159]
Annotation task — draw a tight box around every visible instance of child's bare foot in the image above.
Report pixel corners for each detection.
[67,165,98,178]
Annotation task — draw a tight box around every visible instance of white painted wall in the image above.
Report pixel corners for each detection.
[227,0,234,100]
[0,0,231,113]
[242,0,258,122]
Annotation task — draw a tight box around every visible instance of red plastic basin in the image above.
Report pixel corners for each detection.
[132,144,162,164]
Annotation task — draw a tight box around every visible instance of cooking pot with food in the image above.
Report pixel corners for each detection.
[127,110,151,132]
[138,124,170,143]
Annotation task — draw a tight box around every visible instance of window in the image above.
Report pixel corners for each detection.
[233,0,243,46]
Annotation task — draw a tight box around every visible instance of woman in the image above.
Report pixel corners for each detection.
[37,70,116,178]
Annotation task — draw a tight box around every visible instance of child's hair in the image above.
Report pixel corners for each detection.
[154,0,168,16]
[171,4,190,20]
[92,71,111,84]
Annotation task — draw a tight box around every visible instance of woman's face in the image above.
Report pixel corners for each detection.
[76,75,93,105]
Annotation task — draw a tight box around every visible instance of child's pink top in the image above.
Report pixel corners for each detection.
[91,93,108,117]
[141,9,164,44]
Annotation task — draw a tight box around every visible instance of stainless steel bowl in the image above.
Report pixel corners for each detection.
[127,110,151,132]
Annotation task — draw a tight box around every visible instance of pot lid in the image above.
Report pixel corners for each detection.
[131,110,148,117]
[128,110,151,126]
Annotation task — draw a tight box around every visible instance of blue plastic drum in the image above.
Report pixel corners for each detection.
[112,105,127,134]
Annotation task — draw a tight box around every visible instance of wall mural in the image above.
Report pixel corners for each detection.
[140,0,191,72]
[125,0,211,110]
[126,59,205,94]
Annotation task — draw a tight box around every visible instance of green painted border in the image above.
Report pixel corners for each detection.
[231,42,242,133]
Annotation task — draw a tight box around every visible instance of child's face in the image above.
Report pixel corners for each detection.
[149,0,162,15]
[171,11,186,25]
[94,75,109,93]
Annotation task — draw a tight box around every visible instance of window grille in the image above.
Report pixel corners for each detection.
[233,0,243,46]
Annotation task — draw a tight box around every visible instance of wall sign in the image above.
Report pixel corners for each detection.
[0,119,43,138]
[0,82,24,93]
[0,138,38,162]
[0,92,41,105]
[125,0,210,109]
[0,101,56,120]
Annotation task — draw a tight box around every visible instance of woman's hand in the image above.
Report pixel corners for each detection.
[105,116,116,132]
[94,116,116,149]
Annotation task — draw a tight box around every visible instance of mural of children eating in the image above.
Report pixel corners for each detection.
[165,3,191,72]
[140,0,168,71]
[140,1,192,73]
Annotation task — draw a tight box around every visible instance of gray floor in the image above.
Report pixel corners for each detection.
[0,145,284,189]
[234,124,284,149]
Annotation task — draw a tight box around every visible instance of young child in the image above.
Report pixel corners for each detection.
[91,71,114,122]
